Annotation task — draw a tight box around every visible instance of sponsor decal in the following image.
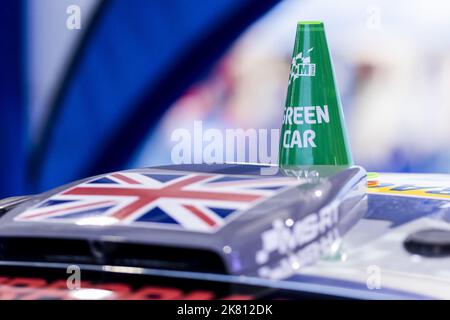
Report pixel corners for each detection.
[255,203,340,279]
[0,276,253,300]
[367,173,450,200]
[289,47,316,83]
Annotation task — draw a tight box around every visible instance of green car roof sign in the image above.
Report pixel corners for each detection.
[279,22,353,170]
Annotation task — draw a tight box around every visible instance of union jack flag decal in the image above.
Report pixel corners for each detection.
[16,171,301,233]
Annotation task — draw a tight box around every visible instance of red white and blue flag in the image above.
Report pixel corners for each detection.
[16,171,300,232]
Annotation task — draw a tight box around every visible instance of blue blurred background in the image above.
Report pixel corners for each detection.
[1,0,450,198]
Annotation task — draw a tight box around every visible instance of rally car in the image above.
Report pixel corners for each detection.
[0,163,448,300]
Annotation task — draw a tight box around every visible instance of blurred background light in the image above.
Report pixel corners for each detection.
[0,0,449,198]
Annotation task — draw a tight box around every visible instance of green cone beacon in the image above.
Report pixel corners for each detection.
[279,22,353,171]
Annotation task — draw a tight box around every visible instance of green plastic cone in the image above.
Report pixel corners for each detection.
[279,22,353,170]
